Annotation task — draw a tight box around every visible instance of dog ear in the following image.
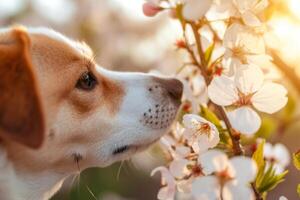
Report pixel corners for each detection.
[0,27,45,149]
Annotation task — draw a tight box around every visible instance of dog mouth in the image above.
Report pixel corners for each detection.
[112,138,160,156]
[112,145,131,155]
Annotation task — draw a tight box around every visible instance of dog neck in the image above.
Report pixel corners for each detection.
[0,143,72,200]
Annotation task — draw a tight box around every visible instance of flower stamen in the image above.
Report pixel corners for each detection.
[215,168,233,186]
[235,91,254,106]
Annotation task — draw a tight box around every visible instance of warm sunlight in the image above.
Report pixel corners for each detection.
[0,1,299,200]
[289,0,300,20]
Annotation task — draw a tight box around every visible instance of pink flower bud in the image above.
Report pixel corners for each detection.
[175,39,186,49]
[142,2,163,17]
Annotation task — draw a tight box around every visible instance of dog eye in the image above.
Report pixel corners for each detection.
[76,72,97,91]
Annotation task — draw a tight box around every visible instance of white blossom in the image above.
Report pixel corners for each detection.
[223,23,268,74]
[208,64,288,134]
[192,150,257,200]
[210,0,269,27]
[264,143,290,174]
[151,167,177,200]
[182,114,220,153]
[182,0,213,21]
[233,0,269,27]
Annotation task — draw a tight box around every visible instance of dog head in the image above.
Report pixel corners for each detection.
[0,27,183,172]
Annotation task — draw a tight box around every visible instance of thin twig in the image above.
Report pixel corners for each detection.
[189,22,243,155]
[270,49,300,95]
[251,183,263,200]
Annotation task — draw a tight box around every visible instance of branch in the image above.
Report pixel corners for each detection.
[189,22,243,156]
[270,49,300,94]
[251,183,263,200]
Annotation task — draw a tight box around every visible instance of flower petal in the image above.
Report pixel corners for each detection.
[234,64,264,94]
[263,142,273,158]
[157,185,176,200]
[160,135,176,149]
[223,181,255,200]
[227,107,261,135]
[253,0,269,13]
[242,11,262,27]
[191,176,220,200]
[252,82,288,114]
[229,156,257,184]
[273,143,290,167]
[193,135,211,154]
[194,126,220,154]
[223,23,244,49]
[233,0,257,13]
[177,178,193,193]
[175,145,192,158]
[198,149,229,174]
[183,114,209,129]
[151,166,175,186]
[169,159,190,179]
[208,75,238,106]
[182,0,212,21]
[142,2,162,17]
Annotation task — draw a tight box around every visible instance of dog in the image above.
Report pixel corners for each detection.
[0,26,183,200]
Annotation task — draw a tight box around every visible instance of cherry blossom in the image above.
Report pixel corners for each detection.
[144,0,290,198]
[233,0,269,27]
[211,0,269,27]
[192,150,257,200]
[169,158,191,179]
[182,0,213,21]
[264,143,290,174]
[182,114,220,154]
[208,64,288,134]
[223,23,268,74]
[180,79,202,113]
[151,167,177,200]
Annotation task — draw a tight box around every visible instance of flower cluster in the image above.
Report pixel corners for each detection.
[143,0,291,199]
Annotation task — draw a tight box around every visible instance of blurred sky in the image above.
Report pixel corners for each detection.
[1,0,300,76]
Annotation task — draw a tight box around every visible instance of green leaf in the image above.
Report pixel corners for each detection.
[200,105,221,127]
[283,95,296,119]
[253,140,265,170]
[204,43,215,64]
[293,152,300,170]
[252,141,288,193]
[257,165,288,193]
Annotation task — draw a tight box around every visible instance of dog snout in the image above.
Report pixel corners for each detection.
[154,77,183,101]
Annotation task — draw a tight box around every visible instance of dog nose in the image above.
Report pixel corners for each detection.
[155,77,183,101]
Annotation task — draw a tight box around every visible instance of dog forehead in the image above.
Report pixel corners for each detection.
[28,27,93,58]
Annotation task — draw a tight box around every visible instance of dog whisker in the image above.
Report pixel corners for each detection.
[86,185,98,200]
[116,160,125,181]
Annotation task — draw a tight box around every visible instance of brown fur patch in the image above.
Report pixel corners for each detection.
[100,74,125,116]
[29,33,125,117]
[0,27,45,148]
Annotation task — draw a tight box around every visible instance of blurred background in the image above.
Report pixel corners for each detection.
[0,0,299,199]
